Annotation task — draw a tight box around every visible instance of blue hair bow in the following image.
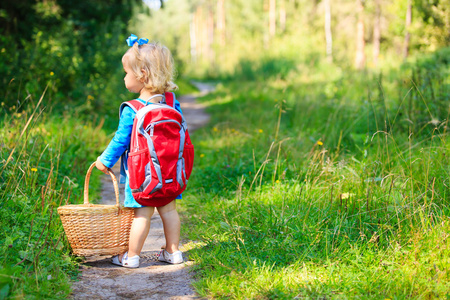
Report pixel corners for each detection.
[126,34,149,47]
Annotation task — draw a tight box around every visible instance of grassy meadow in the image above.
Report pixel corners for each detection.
[181,49,450,299]
[0,89,113,298]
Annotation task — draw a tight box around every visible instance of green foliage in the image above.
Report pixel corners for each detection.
[180,49,450,298]
[0,0,141,114]
[412,0,450,50]
[234,57,298,81]
[0,88,111,298]
[134,0,450,78]
[175,78,200,96]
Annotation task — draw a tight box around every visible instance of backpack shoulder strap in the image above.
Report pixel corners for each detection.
[164,92,176,108]
[119,100,145,117]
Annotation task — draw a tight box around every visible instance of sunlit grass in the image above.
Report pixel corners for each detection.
[180,53,450,299]
[0,88,110,298]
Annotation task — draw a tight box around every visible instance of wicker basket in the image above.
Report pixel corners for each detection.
[57,162,134,256]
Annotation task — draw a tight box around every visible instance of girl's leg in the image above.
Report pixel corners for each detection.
[157,200,180,253]
[127,206,154,257]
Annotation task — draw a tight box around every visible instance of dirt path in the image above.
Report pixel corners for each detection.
[71,83,212,300]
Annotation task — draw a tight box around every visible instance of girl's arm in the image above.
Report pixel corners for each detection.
[97,106,135,171]
[174,99,183,115]
[96,159,109,174]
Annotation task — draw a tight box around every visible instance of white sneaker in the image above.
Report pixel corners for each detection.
[111,252,140,268]
[158,250,183,264]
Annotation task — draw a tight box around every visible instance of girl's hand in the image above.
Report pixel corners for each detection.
[95,158,110,174]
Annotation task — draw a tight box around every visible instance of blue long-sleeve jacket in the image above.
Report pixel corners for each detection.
[99,97,183,207]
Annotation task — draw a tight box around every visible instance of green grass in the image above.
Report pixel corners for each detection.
[176,78,200,96]
[180,49,450,299]
[0,89,111,299]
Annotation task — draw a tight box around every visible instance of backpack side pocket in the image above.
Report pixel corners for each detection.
[183,144,194,180]
[128,149,150,192]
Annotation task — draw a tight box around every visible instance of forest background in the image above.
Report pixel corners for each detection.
[0,0,449,298]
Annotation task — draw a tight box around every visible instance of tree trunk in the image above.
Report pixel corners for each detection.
[373,0,381,67]
[279,0,286,33]
[207,7,214,66]
[217,0,226,46]
[403,0,412,60]
[194,6,204,61]
[354,0,365,70]
[269,0,276,37]
[190,12,197,63]
[324,0,333,63]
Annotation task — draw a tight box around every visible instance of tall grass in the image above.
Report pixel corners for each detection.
[181,49,450,299]
[0,88,110,298]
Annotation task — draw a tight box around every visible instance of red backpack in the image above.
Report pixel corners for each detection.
[120,92,194,207]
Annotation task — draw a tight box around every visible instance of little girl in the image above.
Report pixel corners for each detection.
[96,34,183,268]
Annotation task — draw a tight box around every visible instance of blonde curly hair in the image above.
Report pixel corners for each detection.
[123,42,178,94]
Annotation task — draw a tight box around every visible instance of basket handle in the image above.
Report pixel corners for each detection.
[84,162,120,207]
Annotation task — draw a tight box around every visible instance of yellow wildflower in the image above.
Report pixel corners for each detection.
[87,95,94,101]
[200,154,205,158]
[258,129,263,133]
[213,127,218,132]
[340,193,355,199]
[31,168,38,172]
[50,71,54,76]
[317,141,323,146]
